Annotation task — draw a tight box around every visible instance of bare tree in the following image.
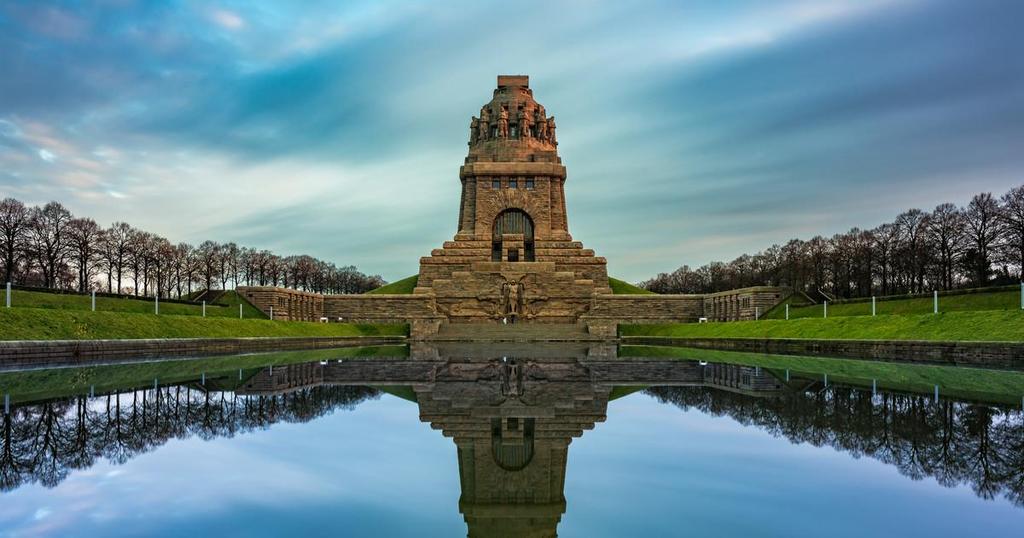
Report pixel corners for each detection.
[27,202,73,288]
[963,193,1001,286]
[0,198,30,284]
[999,186,1024,279]
[101,222,134,294]
[67,218,103,292]
[927,203,965,290]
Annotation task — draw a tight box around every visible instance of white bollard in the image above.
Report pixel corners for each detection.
[91,290,96,311]
[239,304,243,319]
[933,290,938,314]
[785,304,790,320]
[872,296,876,316]
[755,306,760,320]
[823,301,828,318]
[155,293,159,315]
[270,306,273,320]
[202,301,206,317]
[5,282,10,308]
[1020,282,1023,310]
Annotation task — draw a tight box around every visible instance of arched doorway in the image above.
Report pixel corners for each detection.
[492,209,535,261]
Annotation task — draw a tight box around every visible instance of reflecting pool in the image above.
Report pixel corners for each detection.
[1,343,1023,537]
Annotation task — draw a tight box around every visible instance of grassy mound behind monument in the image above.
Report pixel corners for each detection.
[621,311,1024,342]
[608,277,655,294]
[0,307,406,341]
[365,275,419,294]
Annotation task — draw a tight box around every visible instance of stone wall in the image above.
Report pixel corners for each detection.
[703,286,789,321]
[237,286,324,321]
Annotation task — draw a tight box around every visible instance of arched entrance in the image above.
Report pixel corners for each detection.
[492,209,535,261]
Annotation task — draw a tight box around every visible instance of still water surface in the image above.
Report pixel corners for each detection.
[1,343,1022,537]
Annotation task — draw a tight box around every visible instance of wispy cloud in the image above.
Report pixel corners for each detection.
[0,0,1021,281]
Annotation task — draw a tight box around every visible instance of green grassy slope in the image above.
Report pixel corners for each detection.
[764,288,1021,319]
[620,345,1024,405]
[0,307,406,340]
[609,277,655,294]
[6,288,266,319]
[366,275,419,294]
[621,311,1024,342]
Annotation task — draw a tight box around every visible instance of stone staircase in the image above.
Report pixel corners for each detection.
[430,322,603,342]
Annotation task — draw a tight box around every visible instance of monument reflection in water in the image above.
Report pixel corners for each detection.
[2,345,1024,536]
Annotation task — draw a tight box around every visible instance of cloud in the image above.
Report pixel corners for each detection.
[207,8,246,30]
[0,0,1022,281]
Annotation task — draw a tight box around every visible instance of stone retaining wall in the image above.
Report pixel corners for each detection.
[0,336,405,371]
[623,337,1024,370]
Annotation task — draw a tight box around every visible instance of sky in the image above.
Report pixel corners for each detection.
[1,0,1022,283]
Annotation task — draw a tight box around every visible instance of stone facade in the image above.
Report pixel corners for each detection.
[237,75,790,337]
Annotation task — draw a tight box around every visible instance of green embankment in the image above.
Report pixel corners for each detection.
[366,275,419,294]
[609,277,655,294]
[0,307,406,340]
[7,289,266,319]
[620,345,1024,405]
[621,311,1024,342]
[0,345,409,403]
[764,287,1021,319]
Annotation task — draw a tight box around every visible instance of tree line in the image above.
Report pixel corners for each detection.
[0,198,386,298]
[642,185,1024,298]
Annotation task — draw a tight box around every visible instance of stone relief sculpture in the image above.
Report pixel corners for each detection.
[469,116,479,144]
[497,108,510,138]
[501,276,526,318]
[547,117,556,145]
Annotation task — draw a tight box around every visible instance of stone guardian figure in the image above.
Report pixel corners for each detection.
[497,108,509,138]
[469,116,479,144]
[518,109,532,139]
[534,108,547,141]
[547,116,557,145]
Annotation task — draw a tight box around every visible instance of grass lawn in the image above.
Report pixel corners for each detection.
[764,287,1021,319]
[620,345,1024,406]
[621,310,1024,342]
[0,345,409,403]
[7,288,266,319]
[0,307,407,340]
[366,275,419,294]
[609,277,654,294]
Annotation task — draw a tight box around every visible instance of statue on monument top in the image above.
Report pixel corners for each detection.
[547,116,557,145]
[518,108,532,139]
[480,108,492,141]
[469,116,479,144]
[534,108,548,141]
[497,108,510,138]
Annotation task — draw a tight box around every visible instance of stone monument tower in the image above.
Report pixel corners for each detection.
[416,75,612,324]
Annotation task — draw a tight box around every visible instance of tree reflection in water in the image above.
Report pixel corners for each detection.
[647,385,1024,506]
[0,385,380,492]
[2,354,1023,526]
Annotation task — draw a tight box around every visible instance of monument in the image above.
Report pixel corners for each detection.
[415,75,613,325]
[238,75,787,337]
